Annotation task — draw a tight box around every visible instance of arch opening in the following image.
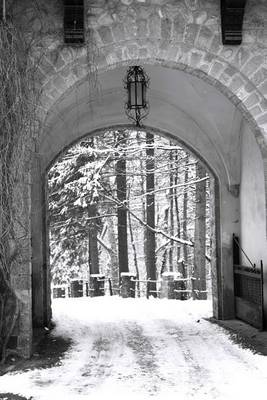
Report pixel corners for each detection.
[45,126,219,323]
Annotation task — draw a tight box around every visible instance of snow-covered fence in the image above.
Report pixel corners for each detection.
[128,274,198,299]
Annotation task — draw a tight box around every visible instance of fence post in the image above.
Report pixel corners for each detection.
[160,272,179,299]
[89,274,105,297]
[191,277,197,300]
[120,273,136,298]
[70,280,83,297]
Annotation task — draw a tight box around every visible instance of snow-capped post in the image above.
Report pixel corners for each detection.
[174,277,187,300]
[160,272,180,299]
[89,274,105,297]
[70,280,84,297]
[120,273,136,298]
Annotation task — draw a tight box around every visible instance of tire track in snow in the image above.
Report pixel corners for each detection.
[125,322,162,395]
[155,319,220,398]
[74,324,128,393]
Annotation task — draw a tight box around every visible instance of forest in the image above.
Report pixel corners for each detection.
[48,129,214,299]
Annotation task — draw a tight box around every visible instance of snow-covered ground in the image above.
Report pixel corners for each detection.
[1,297,267,400]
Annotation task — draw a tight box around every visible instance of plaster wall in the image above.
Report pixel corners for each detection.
[240,123,267,267]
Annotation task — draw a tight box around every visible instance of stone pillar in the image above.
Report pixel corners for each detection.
[52,286,66,298]
[89,274,105,297]
[120,273,136,298]
[12,175,32,358]
[174,278,187,300]
[160,272,180,299]
[69,280,83,297]
[31,154,46,328]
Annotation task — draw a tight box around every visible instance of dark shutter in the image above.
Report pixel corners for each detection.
[64,0,84,44]
[221,0,247,45]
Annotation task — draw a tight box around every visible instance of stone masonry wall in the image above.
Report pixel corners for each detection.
[9,0,267,142]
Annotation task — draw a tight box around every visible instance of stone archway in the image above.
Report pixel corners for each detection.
[30,61,254,328]
[8,0,267,357]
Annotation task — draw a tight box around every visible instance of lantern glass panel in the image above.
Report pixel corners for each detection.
[135,81,143,107]
[129,81,135,107]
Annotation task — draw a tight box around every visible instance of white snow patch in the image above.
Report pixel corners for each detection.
[162,271,181,278]
[120,272,136,277]
[0,297,267,400]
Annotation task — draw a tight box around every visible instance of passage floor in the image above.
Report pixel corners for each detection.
[1,297,267,400]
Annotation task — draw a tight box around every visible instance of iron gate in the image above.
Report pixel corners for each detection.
[233,234,264,330]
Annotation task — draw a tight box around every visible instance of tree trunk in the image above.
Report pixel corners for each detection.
[168,148,174,272]
[183,154,189,265]
[145,132,157,297]
[107,216,119,292]
[116,131,129,275]
[88,203,100,275]
[193,161,207,300]
[160,208,169,275]
[174,150,181,265]
[128,211,140,297]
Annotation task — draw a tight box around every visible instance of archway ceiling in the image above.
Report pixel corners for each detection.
[41,65,244,186]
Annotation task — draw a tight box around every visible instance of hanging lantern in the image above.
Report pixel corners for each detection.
[124,66,149,127]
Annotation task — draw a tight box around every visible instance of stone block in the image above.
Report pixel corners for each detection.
[137,47,147,58]
[173,12,186,36]
[234,48,250,70]
[184,23,199,45]
[256,113,267,126]
[251,68,267,86]
[249,105,262,118]
[49,50,66,71]
[210,61,225,77]
[242,55,264,77]
[112,22,126,42]
[259,81,267,95]
[209,35,221,54]
[52,75,66,92]
[13,274,31,291]
[244,92,260,109]
[149,13,161,37]
[229,75,245,92]
[197,26,213,49]
[137,19,148,37]
[40,57,56,77]
[98,26,114,44]
[190,51,203,68]
[161,18,172,40]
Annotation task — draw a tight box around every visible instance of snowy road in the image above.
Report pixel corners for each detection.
[1,297,267,400]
